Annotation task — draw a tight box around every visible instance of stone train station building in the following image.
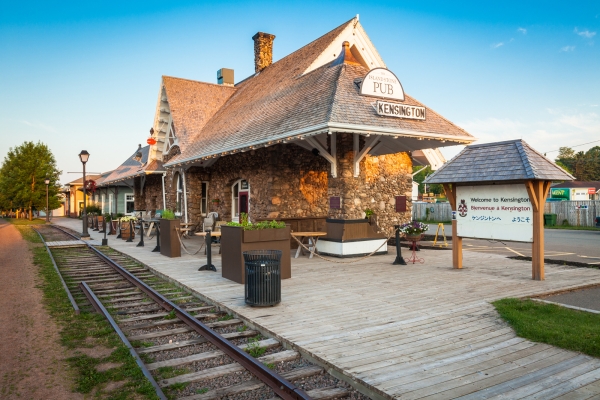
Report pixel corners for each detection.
[133,16,475,248]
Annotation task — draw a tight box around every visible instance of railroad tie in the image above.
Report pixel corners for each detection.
[159,350,300,387]
[135,330,259,354]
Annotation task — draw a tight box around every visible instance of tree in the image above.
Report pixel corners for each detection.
[412,166,444,195]
[0,141,62,220]
[555,146,600,181]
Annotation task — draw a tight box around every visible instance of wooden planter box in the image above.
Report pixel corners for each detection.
[160,219,181,258]
[120,221,135,240]
[109,220,118,235]
[221,225,291,284]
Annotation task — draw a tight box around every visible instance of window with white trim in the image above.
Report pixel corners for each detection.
[125,194,135,214]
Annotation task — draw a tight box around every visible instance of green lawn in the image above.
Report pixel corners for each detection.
[493,298,600,358]
[4,217,47,225]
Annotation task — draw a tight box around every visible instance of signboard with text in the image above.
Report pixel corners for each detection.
[360,68,405,101]
[456,184,533,242]
[376,101,426,120]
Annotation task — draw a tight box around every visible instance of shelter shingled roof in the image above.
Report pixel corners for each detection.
[99,145,164,186]
[424,139,574,184]
[165,17,475,167]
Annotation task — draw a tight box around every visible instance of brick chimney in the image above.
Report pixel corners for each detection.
[252,32,275,73]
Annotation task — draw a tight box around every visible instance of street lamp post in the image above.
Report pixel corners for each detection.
[79,150,90,239]
[44,178,50,223]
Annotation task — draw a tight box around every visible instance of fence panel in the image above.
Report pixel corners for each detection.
[544,200,600,227]
[412,202,452,222]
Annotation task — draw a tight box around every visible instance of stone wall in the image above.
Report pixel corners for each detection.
[150,133,413,233]
[180,143,329,224]
[134,174,164,212]
[327,133,413,233]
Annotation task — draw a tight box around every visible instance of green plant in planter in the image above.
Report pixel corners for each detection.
[86,204,102,214]
[364,208,374,218]
[103,213,112,221]
[162,210,176,220]
[116,213,125,218]
[226,219,285,230]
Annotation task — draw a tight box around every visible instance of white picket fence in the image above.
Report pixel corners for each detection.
[544,201,600,227]
[412,202,452,222]
[412,200,600,226]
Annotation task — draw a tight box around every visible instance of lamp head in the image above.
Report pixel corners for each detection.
[44,178,50,185]
[79,150,90,164]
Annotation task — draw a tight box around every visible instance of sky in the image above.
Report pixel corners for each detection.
[1,1,599,184]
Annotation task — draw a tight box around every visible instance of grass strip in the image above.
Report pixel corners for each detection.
[9,219,158,399]
[493,298,600,358]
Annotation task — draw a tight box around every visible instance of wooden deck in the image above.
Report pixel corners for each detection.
[53,218,600,399]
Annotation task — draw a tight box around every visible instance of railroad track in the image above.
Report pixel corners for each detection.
[34,224,365,400]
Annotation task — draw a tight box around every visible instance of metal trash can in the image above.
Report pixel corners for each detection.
[544,213,557,226]
[243,250,281,307]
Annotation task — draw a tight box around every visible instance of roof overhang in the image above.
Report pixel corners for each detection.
[165,122,476,168]
[97,170,165,187]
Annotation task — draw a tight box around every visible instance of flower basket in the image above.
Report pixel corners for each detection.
[398,221,428,241]
[404,233,422,242]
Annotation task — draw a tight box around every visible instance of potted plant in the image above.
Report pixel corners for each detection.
[160,209,181,258]
[399,221,429,241]
[120,215,136,240]
[221,215,291,284]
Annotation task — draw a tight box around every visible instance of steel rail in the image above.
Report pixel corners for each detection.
[48,224,311,400]
[33,227,80,314]
[79,282,167,400]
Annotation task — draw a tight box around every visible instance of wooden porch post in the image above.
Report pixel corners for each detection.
[525,180,551,280]
[443,183,462,269]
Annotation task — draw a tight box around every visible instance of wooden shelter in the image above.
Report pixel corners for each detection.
[424,139,574,280]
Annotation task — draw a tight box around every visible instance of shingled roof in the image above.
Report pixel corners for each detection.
[162,76,237,149]
[100,145,164,186]
[164,17,475,167]
[424,140,574,184]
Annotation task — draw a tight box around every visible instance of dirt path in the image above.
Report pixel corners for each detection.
[0,219,82,400]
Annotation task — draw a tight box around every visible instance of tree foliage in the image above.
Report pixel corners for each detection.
[555,146,600,181]
[412,166,444,194]
[0,141,62,219]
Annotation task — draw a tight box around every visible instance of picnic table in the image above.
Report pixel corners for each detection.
[291,232,327,259]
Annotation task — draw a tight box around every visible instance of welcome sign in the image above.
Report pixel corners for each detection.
[456,184,533,242]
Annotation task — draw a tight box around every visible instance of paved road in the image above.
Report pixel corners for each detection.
[426,224,600,265]
[544,286,600,312]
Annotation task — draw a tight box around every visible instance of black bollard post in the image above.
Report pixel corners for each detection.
[102,219,108,246]
[137,217,145,247]
[116,219,122,238]
[93,214,99,231]
[152,222,160,252]
[199,230,216,271]
[393,225,407,265]
[108,215,114,235]
[126,220,133,242]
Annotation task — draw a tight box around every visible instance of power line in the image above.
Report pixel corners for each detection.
[545,139,600,154]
